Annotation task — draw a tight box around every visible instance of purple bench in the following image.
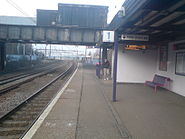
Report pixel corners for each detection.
[145,74,171,92]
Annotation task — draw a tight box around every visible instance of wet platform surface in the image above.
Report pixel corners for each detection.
[29,64,185,139]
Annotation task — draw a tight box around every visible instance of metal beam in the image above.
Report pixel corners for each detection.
[0,24,102,46]
[118,24,185,34]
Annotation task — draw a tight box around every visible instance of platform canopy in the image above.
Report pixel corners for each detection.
[109,0,185,45]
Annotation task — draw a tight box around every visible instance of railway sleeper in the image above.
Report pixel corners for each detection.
[0,126,26,136]
[30,100,49,104]
[9,114,37,121]
[36,94,54,98]
[15,110,40,115]
[0,120,30,127]
[33,98,51,101]
[26,103,47,107]
[0,134,20,139]
[20,106,43,111]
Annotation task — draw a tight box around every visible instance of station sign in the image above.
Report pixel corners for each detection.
[103,31,115,42]
[121,34,149,41]
[125,45,146,50]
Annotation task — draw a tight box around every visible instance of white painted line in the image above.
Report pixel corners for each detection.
[23,65,79,139]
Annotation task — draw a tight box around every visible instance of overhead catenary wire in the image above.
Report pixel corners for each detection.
[5,0,36,23]
[6,0,30,17]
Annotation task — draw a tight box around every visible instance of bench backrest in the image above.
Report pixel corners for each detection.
[153,75,168,85]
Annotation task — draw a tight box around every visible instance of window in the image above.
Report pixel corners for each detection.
[175,52,185,76]
[159,46,168,71]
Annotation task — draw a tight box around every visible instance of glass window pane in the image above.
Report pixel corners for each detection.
[176,52,185,75]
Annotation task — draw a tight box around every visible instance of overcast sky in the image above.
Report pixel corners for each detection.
[0,0,124,23]
[0,0,125,55]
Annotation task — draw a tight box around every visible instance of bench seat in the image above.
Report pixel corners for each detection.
[145,75,171,92]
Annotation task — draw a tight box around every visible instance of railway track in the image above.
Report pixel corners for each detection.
[0,62,76,139]
[0,60,62,80]
[0,61,64,85]
[0,62,67,94]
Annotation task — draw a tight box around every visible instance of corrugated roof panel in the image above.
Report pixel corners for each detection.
[174,19,185,25]
[150,12,185,27]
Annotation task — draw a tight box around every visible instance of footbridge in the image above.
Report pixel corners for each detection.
[0,24,102,46]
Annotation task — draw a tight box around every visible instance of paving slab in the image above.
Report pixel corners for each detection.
[101,82,185,139]
[76,65,124,139]
[31,64,126,139]
[31,67,82,139]
[30,64,185,139]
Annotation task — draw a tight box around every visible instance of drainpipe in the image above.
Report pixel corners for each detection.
[23,44,26,55]
[112,32,119,102]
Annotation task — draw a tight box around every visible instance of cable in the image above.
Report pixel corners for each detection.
[7,0,29,16]
[6,0,36,23]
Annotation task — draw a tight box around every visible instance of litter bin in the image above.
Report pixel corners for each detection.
[96,63,101,78]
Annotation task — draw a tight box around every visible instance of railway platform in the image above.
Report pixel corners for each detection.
[24,64,185,139]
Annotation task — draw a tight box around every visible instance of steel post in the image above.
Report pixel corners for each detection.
[102,46,107,63]
[99,46,102,64]
[112,32,118,102]
[0,42,6,71]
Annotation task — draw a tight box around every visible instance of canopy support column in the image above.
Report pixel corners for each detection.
[112,32,119,102]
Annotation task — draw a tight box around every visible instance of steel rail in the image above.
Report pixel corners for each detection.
[0,63,76,139]
[0,62,67,95]
[20,63,76,139]
[0,63,74,120]
[0,61,63,84]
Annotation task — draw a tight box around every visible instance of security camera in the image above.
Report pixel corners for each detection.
[118,6,125,18]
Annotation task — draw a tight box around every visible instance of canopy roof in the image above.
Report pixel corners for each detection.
[109,0,185,44]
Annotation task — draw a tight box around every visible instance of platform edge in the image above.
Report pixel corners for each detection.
[22,64,79,139]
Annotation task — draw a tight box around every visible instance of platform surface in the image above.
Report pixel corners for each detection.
[31,64,185,139]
